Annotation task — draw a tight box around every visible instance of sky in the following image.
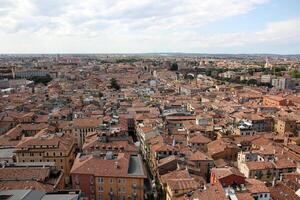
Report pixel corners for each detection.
[0,0,300,54]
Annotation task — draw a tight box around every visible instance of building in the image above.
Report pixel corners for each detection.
[187,151,214,180]
[261,75,272,83]
[136,124,159,155]
[219,71,237,79]
[0,189,81,200]
[210,167,271,200]
[269,182,300,200]
[240,161,275,182]
[0,162,64,192]
[239,115,273,132]
[70,152,146,200]
[156,155,178,176]
[210,167,246,187]
[234,121,256,136]
[82,132,137,154]
[160,170,201,200]
[186,184,227,200]
[73,117,103,147]
[188,134,211,152]
[263,95,291,107]
[271,77,295,90]
[246,179,270,200]
[14,132,76,183]
[15,70,49,79]
[275,117,297,136]
[207,139,240,162]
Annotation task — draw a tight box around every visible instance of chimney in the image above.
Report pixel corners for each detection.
[115,161,119,169]
[11,67,15,79]
[172,138,176,147]
[272,177,276,186]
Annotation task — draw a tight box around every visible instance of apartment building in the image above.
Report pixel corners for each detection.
[160,170,201,200]
[0,162,64,192]
[263,95,291,107]
[14,132,76,183]
[275,117,297,136]
[71,152,146,200]
[73,117,103,147]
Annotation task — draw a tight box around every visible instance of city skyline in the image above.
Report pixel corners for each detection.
[0,0,300,54]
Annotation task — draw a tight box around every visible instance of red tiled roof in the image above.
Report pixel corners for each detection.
[246,161,274,170]
[188,151,212,161]
[167,178,200,191]
[246,178,269,194]
[0,181,54,192]
[0,167,49,182]
[73,118,102,128]
[71,153,146,178]
[189,134,211,144]
[160,170,190,185]
[211,167,245,180]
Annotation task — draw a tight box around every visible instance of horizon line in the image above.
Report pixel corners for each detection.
[0,52,300,56]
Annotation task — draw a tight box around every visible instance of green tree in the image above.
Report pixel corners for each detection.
[289,70,300,78]
[170,62,178,71]
[29,74,52,85]
[110,78,120,90]
[274,66,287,72]
[247,79,258,85]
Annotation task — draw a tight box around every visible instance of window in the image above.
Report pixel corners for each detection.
[118,178,121,184]
[264,194,267,197]
[75,175,80,184]
[99,177,104,183]
[90,176,94,185]
[110,178,113,184]
[99,186,103,192]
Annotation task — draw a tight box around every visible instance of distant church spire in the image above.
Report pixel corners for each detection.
[264,57,273,69]
[264,57,269,68]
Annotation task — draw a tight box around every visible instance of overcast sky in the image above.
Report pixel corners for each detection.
[0,0,300,54]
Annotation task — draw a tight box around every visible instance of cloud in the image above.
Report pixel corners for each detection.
[0,0,299,53]
[0,0,269,35]
[192,18,300,49]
